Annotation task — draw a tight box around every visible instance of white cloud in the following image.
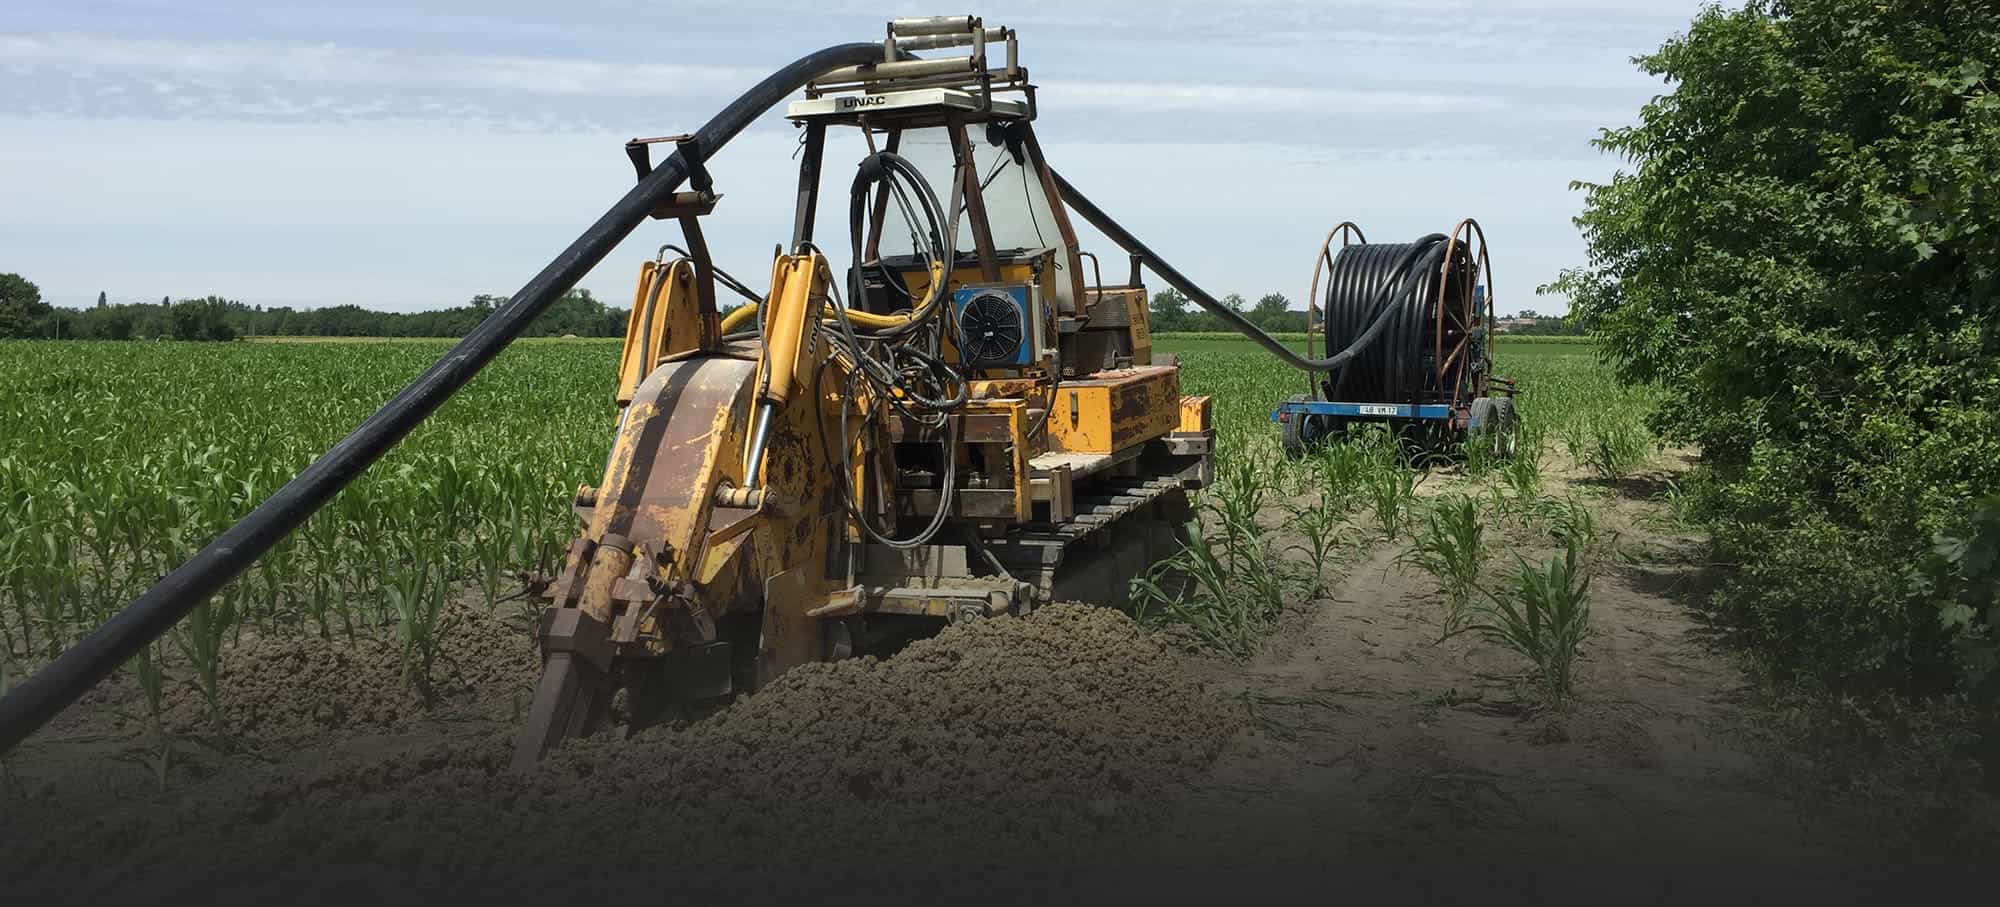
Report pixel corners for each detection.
[0,1,1707,314]
[0,33,765,99]
[1046,80,1504,114]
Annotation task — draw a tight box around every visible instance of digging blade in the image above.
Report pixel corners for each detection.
[511,651,599,772]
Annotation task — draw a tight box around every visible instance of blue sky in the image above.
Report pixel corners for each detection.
[2,1,1709,315]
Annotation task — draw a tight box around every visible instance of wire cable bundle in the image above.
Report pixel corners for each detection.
[813,150,970,548]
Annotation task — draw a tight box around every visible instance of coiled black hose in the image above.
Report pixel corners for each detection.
[1323,238,1452,403]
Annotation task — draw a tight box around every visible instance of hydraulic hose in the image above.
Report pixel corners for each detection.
[1052,171,1442,375]
[716,151,954,338]
[0,40,891,757]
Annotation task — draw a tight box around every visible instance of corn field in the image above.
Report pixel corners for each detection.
[0,334,1654,708]
[1153,335,1658,690]
[0,340,607,677]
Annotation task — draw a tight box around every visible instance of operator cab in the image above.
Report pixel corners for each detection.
[780,19,1150,376]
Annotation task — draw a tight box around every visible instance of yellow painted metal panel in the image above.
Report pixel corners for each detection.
[1179,394,1213,433]
[1047,365,1180,454]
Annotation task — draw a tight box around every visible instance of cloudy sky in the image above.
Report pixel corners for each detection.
[3,1,1708,315]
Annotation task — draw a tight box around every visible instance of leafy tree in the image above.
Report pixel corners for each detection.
[168,296,239,342]
[0,273,50,339]
[1250,292,1304,332]
[1148,289,1189,332]
[1549,0,2000,692]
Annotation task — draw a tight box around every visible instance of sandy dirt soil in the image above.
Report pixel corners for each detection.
[1083,491,1846,900]
[0,457,1985,905]
[0,605,1236,905]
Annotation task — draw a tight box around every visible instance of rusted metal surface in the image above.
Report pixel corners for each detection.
[1304,222,1368,364]
[511,607,617,770]
[1021,128,1087,316]
[509,28,1221,768]
[1432,218,1494,403]
[947,116,1003,282]
[1046,365,1180,454]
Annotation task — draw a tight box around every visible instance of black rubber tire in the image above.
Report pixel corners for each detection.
[1280,394,1310,459]
[1468,396,1520,460]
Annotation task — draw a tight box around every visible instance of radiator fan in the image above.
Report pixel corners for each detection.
[953,287,1029,366]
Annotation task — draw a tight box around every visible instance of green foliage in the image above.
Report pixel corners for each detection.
[3,285,628,341]
[1366,454,1417,540]
[1468,538,1593,707]
[1927,495,2000,695]
[1564,416,1653,484]
[1499,426,1546,501]
[1144,289,1307,333]
[1248,292,1306,332]
[1147,289,1191,332]
[1400,495,1486,635]
[167,296,240,342]
[1548,0,2000,694]
[0,340,596,699]
[0,273,51,339]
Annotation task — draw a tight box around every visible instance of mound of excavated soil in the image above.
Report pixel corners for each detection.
[158,605,538,746]
[5,604,1238,906]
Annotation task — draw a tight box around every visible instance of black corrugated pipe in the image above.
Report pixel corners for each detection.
[1051,170,1446,374]
[0,41,890,756]
[1324,240,1455,403]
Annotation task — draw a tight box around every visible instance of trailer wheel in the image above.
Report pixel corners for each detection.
[1280,394,1310,459]
[1469,396,1520,460]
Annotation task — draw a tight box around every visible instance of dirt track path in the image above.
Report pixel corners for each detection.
[1078,470,1880,903]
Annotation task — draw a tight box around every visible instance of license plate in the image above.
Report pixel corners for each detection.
[1359,404,1400,416]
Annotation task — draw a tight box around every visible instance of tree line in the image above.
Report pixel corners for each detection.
[4,271,1576,343]
[0,274,630,342]
[1147,290,1307,333]
[1144,288,1580,335]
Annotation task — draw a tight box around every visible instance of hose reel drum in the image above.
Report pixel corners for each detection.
[1276,218,1518,457]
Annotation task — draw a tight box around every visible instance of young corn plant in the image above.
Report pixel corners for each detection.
[1367,458,1418,541]
[1547,497,1598,550]
[1500,426,1546,502]
[1542,494,1631,566]
[0,528,28,659]
[1315,441,1372,508]
[1283,485,1350,599]
[1128,521,1283,657]
[1399,496,1486,637]
[125,641,175,790]
[1467,537,1593,708]
[1460,429,1498,479]
[1210,452,1271,539]
[172,594,239,720]
[386,554,454,698]
[1568,418,1653,484]
[474,513,512,611]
